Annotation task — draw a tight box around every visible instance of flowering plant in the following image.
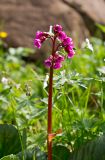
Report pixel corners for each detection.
[34,24,75,160]
[34,24,75,69]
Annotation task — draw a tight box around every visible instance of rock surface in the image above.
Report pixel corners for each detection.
[0,0,105,48]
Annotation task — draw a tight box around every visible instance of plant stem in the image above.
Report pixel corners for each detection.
[47,66,53,160]
[47,37,56,160]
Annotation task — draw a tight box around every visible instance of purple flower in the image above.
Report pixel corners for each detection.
[53,24,62,33]
[34,31,49,47]
[44,54,64,69]
[58,31,67,41]
[53,54,64,69]
[63,37,73,46]
[34,24,75,68]
[68,49,75,58]
[65,45,73,53]
[40,36,46,43]
[36,31,43,39]
[53,62,62,69]
[34,39,41,48]
[44,56,53,68]
[54,54,64,63]
[34,32,49,49]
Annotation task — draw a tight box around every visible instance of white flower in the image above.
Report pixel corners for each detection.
[82,38,94,52]
[15,83,21,89]
[1,77,8,84]
[85,38,94,52]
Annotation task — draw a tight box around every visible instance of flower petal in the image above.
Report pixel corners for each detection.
[34,39,41,48]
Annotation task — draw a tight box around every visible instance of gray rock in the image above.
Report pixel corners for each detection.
[0,0,105,48]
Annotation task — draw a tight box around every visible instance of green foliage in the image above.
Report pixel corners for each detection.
[0,37,105,159]
[72,134,105,160]
[52,145,71,160]
[0,155,19,160]
[96,24,105,33]
[17,147,47,160]
[0,124,22,158]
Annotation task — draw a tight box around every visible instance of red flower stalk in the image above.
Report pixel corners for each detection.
[34,24,75,160]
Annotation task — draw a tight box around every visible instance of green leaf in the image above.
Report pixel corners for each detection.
[72,134,105,160]
[52,145,71,160]
[96,23,105,33]
[0,124,22,158]
[0,155,19,160]
[17,147,47,160]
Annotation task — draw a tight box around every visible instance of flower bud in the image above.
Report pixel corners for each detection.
[53,24,62,33]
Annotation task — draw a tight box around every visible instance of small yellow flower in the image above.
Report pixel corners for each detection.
[0,32,8,38]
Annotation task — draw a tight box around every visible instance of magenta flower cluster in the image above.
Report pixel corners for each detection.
[34,24,75,69]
